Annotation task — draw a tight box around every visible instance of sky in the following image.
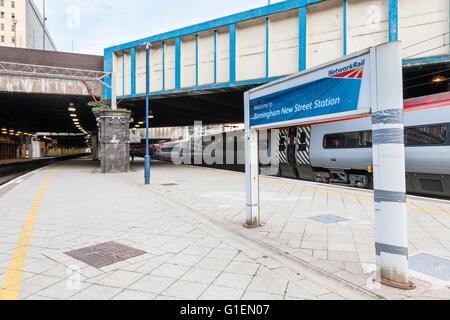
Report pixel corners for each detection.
[32,0,285,56]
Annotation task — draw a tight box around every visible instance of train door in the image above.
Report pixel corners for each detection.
[278,127,298,179]
[295,126,314,181]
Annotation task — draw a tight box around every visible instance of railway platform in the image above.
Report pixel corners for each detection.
[0,158,449,300]
[0,155,88,185]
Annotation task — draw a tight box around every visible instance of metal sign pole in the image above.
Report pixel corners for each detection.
[244,91,260,228]
[42,0,46,50]
[145,43,151,185]
[371,42,414,289]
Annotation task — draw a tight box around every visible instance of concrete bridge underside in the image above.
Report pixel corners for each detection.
[0,92,97,133]
[0,47,105,133]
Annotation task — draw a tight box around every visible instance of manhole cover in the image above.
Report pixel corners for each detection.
[308,214,349,225]
[65,242,146,268]
[409,253,450,281]
[161,183,178,187]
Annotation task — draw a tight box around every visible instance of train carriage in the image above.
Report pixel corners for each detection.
[152,92,450,198]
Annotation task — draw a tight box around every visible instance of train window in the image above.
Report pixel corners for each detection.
[161,147,174,152]
[279,135,286,152]
[405,125,447,146]
[300,132,306,144]
[324,133,345,149]
[344,132,361,148]
[323,131,372,149]
[360,131,373,147]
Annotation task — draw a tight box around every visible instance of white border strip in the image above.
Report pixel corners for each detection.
[0,166,49,191]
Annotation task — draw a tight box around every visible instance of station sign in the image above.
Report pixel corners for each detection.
[130,129,141,144]
[244,42,412,289]
[248,49,372,129]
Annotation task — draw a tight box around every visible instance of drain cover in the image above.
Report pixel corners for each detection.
[65,242,146,268]
[308,214,349,225]
[161,183,178,187]
[409,253,450,281]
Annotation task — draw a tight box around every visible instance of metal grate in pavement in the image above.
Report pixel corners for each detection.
[409,253,450,281]
[308,214,349,225]
[65,241,146,269]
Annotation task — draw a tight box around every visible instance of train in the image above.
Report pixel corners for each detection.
[151,92,450,198]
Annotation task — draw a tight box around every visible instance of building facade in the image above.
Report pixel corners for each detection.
[0,0,55,50]
[104,0,450,100]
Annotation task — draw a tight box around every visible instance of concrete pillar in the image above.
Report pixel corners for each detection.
[31,138,41,158]
[371,42,414,289]
[91,134,99,161]
[98,109,131,173]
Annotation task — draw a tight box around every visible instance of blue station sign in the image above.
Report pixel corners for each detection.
[248,53,372,129]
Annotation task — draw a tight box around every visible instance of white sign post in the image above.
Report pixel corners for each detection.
[244,42,414,289]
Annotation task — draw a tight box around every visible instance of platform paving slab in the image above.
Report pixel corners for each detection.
[0,159,449,300]
[120,160,450,300]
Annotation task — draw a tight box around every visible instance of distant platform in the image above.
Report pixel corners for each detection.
[0,154,88,185]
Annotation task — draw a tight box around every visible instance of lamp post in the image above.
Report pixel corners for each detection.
[144,42,152,185]
[42,0,47,50]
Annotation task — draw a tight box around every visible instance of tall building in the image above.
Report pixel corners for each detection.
[0,0,56,50]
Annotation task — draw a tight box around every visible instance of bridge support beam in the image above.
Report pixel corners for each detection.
[98,109,131,174]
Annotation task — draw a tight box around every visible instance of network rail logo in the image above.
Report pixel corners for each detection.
[328,59,366,79]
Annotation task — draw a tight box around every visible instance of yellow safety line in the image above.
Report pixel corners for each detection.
[202,168,450,217]
[406,205,450,216]
[0,168,59,300]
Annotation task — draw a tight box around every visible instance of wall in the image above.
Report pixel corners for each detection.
[268,10,300,77]
[136,48,146,94]
[149,43,163,93]
[0,45,104,70]
[216,27,230,84]
[347,0,389,55]
[0,0,26,47]
[25,0,56,50]
[0,135,18,160]
[181,34,196,88]
[306,0,344,68]
[399,0,449,59]
[236,17,266,82]
[198,30,215,86]
[165,39,176,91]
